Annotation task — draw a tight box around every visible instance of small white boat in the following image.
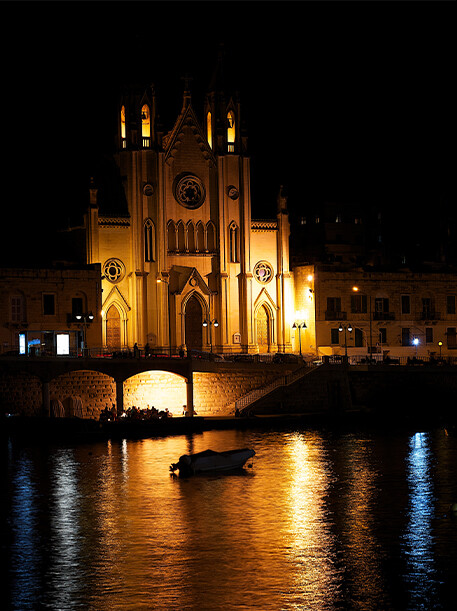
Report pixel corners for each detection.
[170,448,255,476]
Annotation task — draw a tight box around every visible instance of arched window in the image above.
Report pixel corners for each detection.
[187,221,195,252]
[120,105,126,148]
[177,221,186,251]
[196,221,205,252]
[144,219,155,262]
[227,110,235,152]
[229,222,239,262]
[207,221,216,252]
[207,111,212,149]
[141,104,150,147]
[167,221,177,251]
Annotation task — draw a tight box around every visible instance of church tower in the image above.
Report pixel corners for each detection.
[85,59,292,355]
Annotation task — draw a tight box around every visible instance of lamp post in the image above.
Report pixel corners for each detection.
[438,340,443,358]
[338,322,353,358]
[292,320,307,357]
[202,319,219,353]
[75,312,94,356]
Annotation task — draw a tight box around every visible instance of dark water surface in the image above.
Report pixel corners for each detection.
[3,425,457,610]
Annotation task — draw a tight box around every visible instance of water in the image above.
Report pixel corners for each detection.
[3,425,457,610]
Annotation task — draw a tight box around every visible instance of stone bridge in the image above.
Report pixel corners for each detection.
[0,356,206,417]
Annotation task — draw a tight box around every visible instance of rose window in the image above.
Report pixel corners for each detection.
[103,258,125,283]
[253,261,273,284]
[173,174,206,209]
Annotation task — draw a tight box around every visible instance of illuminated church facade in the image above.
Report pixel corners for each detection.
[85,77,294,355]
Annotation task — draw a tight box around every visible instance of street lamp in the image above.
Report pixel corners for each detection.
[202,318,219,353]
[438,340,443,358]
[75,312,94,356]
[338,322,353,358]
[292,320,307,356]
[413,337,419,358]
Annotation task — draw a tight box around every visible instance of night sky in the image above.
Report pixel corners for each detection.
[1,2,454,266]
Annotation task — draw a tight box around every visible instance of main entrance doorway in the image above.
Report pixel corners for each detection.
[106,305,121,349]
[185,295,203,351]
[256,305,271,353]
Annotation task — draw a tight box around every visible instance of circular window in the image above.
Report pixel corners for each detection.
[103,258,125,283]
[253,261,273,284]
[173,173,206,209]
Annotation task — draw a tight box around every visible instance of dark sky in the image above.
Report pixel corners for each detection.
[1,2,454,265]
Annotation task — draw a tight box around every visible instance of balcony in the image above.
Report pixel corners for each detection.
[417,310,441,321]
[373,311,396,321]
[325,311,347,321]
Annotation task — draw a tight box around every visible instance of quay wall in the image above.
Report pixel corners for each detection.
[0,367,279,419]
[250,365,457,421]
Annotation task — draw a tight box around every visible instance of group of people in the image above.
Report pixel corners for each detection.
[99,404,173,422]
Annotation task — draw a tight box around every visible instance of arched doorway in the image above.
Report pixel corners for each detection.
[256,304,271,353]
[185,295,203,351]
[106,305,121,349]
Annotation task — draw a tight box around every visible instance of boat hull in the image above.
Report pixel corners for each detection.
[171,448,255,476]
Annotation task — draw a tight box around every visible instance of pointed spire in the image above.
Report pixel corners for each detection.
[277,186,288,214]
[181,73,193,109]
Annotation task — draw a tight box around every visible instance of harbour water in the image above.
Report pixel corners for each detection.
[4,424,457,610]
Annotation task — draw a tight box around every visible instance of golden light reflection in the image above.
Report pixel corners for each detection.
[282,433,339,604]
[120,105,126,139]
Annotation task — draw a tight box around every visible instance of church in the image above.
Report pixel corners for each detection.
[85,70,294,356]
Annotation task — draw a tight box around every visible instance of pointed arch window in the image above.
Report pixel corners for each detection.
[120,105,126,148]
[229,222,239,262]
[227,111,235,152]
[207,111,212,149]
[144,219,156,262]
[187,221,195,252]
[167,221,177,251]
[177,221,186,251]
[207,221,216,252]
[196,221,205,252]
[141,104,151,148]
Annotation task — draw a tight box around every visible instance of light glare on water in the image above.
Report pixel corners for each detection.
[4,427,457,610]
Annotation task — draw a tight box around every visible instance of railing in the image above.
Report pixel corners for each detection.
[231,364,316,414]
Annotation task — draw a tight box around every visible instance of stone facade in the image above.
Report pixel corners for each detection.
[293,264,457,360]
[85,76,293,356]
[0,265,102,356]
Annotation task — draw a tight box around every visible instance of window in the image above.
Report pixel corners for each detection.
[144,219,155,262]
[422,298,433,318]
[72,298,83,319]
[375,298,389,314]
[227,111,235,152]
[167,221,177,251]
[401,327,411,346]
[43,294,55,316]
[425,328,433,344]
[196,221,205,252]
[447,327,456,349]
[331,328,340,344]
[401,295,410,315]
[207,222,216,252]
[447,296,456,315]
[379,328,387,344]
[120,105,126,148]
[11,296,23,322]
[229,222,239,262]
[351,294,367,313]
[327,297,341,313]
[354,327,364,347]
[207,111,212,149]
[177,221,186,251]
[141,104,150,147]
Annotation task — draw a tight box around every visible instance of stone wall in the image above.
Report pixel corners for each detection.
[0,368,280,419]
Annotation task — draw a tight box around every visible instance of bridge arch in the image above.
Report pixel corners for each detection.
[123,370,188,416]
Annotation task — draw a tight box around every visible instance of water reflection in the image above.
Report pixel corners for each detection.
[403,432,437,609]
[4,428,457,610]
[283,433,339,608]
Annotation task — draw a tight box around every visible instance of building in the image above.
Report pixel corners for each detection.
[84,71,293,355]
[0,265,102,355]
[293,264,457,360]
